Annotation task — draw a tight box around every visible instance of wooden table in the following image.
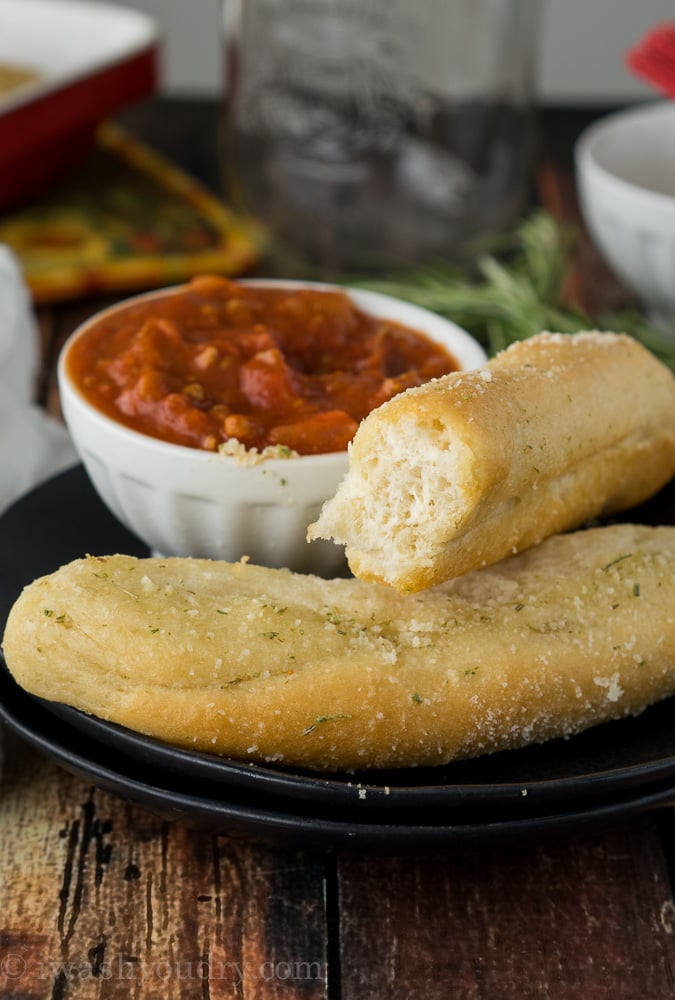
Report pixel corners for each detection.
[2,100,675,1000]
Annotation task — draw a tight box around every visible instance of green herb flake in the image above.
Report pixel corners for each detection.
[324,608,348,635]
[633,582,641,597]
[602,553,633,573]
[303,714,353,736]
[515,603,525,612]
[258,631,283,641]
[464,668,478,677]
[411,692,423,704]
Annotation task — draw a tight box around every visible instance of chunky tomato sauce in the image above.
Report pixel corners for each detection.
[67,275,459,456]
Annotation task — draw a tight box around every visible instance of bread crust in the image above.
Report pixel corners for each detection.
[4,523,675,771]
[308,332,675,591]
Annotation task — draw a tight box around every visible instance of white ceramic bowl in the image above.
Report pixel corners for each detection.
[58,279,487,575]
[575,101,675,331]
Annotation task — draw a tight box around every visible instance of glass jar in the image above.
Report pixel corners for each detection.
[221,0,540,277]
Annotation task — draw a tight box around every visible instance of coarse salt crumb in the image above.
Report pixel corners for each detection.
[218,438,300,466]
[593,672,623,702]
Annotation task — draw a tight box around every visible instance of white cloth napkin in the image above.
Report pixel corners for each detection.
[0,245,79,778]
[0,246,77,515]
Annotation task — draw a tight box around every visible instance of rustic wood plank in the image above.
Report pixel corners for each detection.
[33,309,57,412]
[36,298,118,422]
[338,820,675,999]
[0,739,329,999]
[535,151,636,320]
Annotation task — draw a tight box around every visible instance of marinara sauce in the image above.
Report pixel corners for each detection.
[67,275,459,456]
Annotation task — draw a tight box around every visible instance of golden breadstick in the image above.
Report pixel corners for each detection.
[309,332,675,591]
[4,523,675,771]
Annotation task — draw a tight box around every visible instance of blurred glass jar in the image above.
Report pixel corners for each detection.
[221,0,540,277]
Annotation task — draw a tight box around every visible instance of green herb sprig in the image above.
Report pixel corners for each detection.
[347,211,675,370]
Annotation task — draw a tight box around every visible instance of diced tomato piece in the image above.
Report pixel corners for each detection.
[224,413,265,448]
[239,349,298,410]
[269,410,358,454]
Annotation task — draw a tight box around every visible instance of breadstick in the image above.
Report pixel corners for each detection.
[308,332,675,591]
[4,523,675,771]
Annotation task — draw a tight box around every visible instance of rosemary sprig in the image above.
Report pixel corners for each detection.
[347,211,675,370]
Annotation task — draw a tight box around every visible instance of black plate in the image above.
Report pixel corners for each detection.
[3,654,675,850]
[2,466,675,833]
[33,674,675,814]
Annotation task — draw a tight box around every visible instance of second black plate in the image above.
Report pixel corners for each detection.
[3,466,675,823]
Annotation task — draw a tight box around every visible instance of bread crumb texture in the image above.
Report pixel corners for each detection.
[4,523,675,770]
[309,332,675,591]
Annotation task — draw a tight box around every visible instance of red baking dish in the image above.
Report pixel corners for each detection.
[0,0,159,212]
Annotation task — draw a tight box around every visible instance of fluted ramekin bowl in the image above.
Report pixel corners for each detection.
[575,101,675,332]
[58,279,487,575]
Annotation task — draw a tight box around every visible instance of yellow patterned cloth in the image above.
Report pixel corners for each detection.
[0,122,264,304]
